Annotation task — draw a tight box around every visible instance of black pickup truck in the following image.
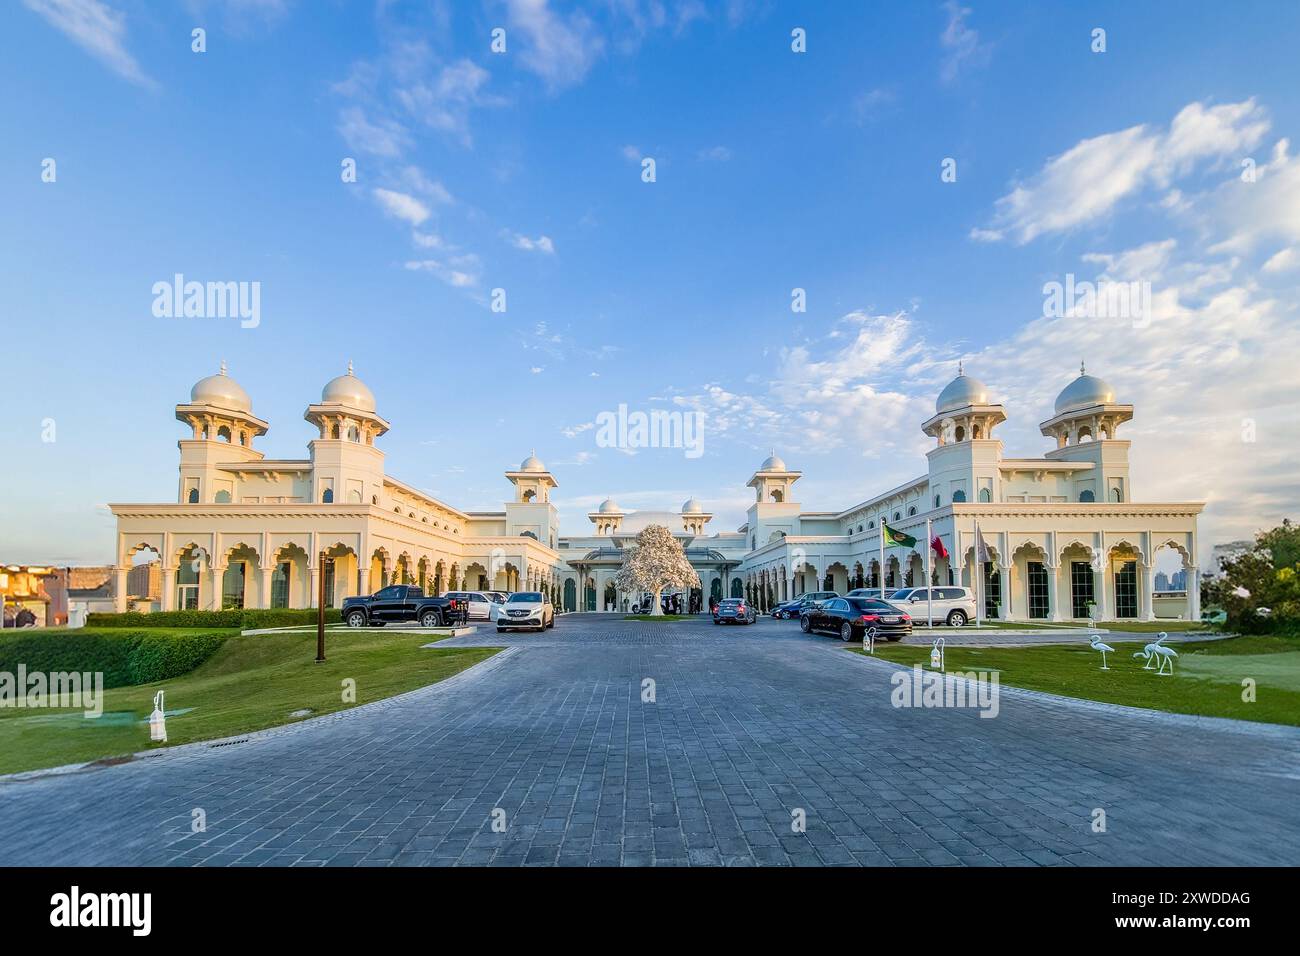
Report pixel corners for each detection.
[341,585,463,628]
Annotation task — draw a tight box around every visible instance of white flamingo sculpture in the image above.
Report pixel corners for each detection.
[1150,643,1179,676]
[1137,631,1170,670]
[1089,634,1115,670]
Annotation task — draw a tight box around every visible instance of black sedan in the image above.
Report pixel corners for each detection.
[713,598,757,625]
[800,597,911,642]
[770,599,803,619]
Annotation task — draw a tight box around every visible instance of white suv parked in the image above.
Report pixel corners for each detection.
[887,586,978,627]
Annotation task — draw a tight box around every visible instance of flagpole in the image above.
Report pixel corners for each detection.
[879,520,886,597]
[925,517,933,629]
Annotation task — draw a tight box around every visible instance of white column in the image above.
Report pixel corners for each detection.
[113,568,129,613]
[260,565,275,609]
[162,566,176,612]
[208,568,223,610]
[1188,566,1200,620]
[308,566,320,608]
[1048,563,1063,622]
[1140,562,1156,621]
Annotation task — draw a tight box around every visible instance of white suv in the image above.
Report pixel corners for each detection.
[887,586,978,627]
[496,591,555,632]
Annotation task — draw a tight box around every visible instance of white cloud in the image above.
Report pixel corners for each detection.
[372,188,431,226]
[1261,247,1298,274]
[938,1,990,84]
[403,254,482,288]
[506,0,605,90]
[23,0,154,87]
[337,106,411,158]
[697,145,732,162]
[507,232,556,254]
[979,99,1270,244]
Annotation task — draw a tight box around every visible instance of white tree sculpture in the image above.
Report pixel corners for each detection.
[615,524,700,616]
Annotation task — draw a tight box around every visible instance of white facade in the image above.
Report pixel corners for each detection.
[112,363,1201,622]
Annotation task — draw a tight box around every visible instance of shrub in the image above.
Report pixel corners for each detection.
[127,632,230,684]
[85,608,341,630]
[0,630,230,689]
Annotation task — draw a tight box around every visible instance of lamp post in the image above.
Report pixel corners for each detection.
[315,552,327,663]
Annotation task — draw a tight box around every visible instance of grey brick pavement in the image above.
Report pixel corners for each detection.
[0,614,1295,866]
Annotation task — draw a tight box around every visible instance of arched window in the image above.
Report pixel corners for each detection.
[893,511,901,521]
[973,424,983,439]
[952,490,967,503]
[979,488,991,503]
[1111,487,1123,503]
[350,490,362,503]
[322,488,333,503]
[217,425,231,443]
[238,431,247,446]
[214,490,231,503]
[331,424,341,439]
[908,506,917,516]
[348,425,360,442]
[934,494,941,508]
[1079,489,1096,502]
[955,425,966,442]
[771,490,784,503]
[857,524,863,533]
[868,520,875,529]
[187,487,200,504]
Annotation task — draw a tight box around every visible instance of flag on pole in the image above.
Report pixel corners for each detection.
[930,534,949,560]
[974,521,988,628]
[883,523,917,549]
[925,518,934,629]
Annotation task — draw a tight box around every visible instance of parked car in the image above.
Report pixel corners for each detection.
[797,591,839,608]
[496,590,554,632]
[713,598,757,625]
[800,597,911,642]
[770,599,803,619]
[443,590,498,621]
[846,587,896,600]
[342,585,459,628]
[886,586,977,627]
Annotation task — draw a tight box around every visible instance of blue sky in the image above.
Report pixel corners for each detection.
[3,0,1299,565]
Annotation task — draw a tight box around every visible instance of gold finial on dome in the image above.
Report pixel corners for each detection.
[219,359,227,376]
[958,359,964,376]
[347,359,354,376]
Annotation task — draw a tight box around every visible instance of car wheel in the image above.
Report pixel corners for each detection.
[547,616,555,629]
[496,626,506,633]
[346,611,367,628]
[420,610,441,628]
[840,622,853,642]
[947,610,967,627]
[799,616,811,633]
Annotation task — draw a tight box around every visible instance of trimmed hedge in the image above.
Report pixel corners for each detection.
[0,630,230,689]
[85,608,342,630]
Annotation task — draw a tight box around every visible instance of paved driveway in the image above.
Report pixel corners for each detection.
[1,614,1295,866]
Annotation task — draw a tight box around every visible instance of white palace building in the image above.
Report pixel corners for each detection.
[110,362,1203,622]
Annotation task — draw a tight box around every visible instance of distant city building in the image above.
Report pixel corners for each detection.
[1154,571,1169,591]
[1208,540,1253,577]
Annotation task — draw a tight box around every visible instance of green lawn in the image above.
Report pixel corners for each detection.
[0,629,498,775]
[982,619,1211,633]
[854,635,1300,726]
